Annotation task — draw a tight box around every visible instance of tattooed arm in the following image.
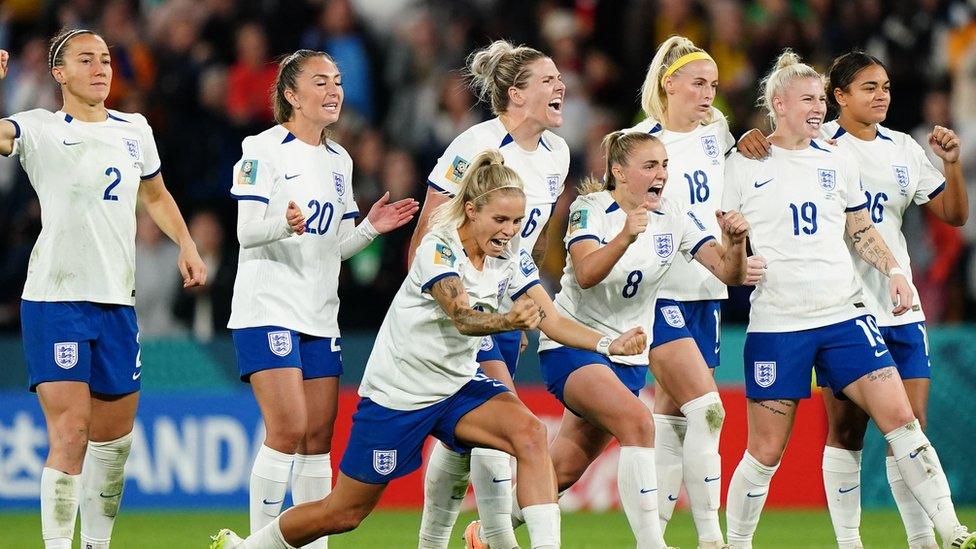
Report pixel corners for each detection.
[429,275,541,336]
[845,208,914,315]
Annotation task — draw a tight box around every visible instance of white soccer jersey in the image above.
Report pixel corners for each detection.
[427,117,570,268]
[723,141,868,332]
[228,126,358,337]
[360,228,541,410]
[823,121,944,326]
[537,191,713,365]
[628,109,734,301]
[3,109,162,305]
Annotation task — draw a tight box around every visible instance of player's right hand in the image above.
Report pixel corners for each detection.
[744,255,767,286]
[286,201,306,235]
[506,297,543,330]
[621,205,649,243]
[737,128,771,160]
[609,326,647,356]
[0,50,8,80]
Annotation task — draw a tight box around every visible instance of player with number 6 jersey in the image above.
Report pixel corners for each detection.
[226,49,418,548]
[0,30,207,549]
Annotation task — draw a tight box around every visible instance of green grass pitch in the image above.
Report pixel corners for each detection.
[2,508,974,547]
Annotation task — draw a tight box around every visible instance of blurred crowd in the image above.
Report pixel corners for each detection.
[0,0,975,338]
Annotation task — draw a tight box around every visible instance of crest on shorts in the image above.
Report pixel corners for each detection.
[701,135,719,158]
[818,169,837,192]
[755,361,776,388]
[654,233,674,258]
[373,449,397,475]
[480,336,494,352]
[660,305,685,328]
[519,249,537,276]
[547,174,560,200]
[54,342,78,370]
[122,138,140,159]
[267,330,292,357]
[333,172,345,197]
[893,165,910,188]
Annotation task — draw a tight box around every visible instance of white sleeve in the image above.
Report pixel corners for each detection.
[679,210,715,260]
[842,156,868,211]
[236,200,292,249]
[416,234,462,293]
[230,137,276,202]
[564,196,605,250]
[427,132,481,198]
[337,217,379,260]
[508,248,542,301]
[909,138,946,205]
[3,109,43,159]
[136,114,162,179]
[721,155,744,212]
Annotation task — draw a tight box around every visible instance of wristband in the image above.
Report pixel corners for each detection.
[888,267,906,278]
[596,336,613,356]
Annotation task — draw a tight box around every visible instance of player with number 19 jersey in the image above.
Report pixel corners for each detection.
[427,118,569,372]
[628,108,734,366]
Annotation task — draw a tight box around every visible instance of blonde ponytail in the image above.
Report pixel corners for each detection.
[639,36,715,128]
[467,40,547,116]
[758,49,823,128]
[430,150,525,230]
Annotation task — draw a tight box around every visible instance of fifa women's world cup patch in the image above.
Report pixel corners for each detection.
[446,156,469,184]
[434,243,457,267]
[569,209,588,233]
[237,159,259,185]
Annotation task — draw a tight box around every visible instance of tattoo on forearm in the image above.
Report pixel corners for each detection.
[431,276,511,335]
[849,219,893,274]
[867,367,897,383]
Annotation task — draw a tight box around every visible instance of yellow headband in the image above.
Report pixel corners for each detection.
[662,51,714,80]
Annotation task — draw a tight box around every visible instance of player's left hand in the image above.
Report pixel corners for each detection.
[928,125,961,163]
[609,326,647,356]
[519,330,528,355]
[717,209,750,244]
[889,272,913,316]
[367,191,420,234]
[178,244,208,288]
[744,255,767,286]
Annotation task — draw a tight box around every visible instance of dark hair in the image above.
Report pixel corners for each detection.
[272,49,336,124]
[826,51,887,109]
[48,28,100,71]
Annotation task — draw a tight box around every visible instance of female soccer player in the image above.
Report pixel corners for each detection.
[722,50,975,549]
[0,30,207,549]
[226,49,418,547]
[407,40,570,549]
[511,130,749,549]
[212,150,647,549]
[738,51,969,549]
[625,36,763,547]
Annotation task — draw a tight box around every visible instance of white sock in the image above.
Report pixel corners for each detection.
[652,414,686,533]
[250,445,294,533]
[521,503,560,549]
[291,454,332,549]
[886,456,937,548]
[470,447,518,548]
[618,446,667,549]
[80,432,132,549]
[679,393,725,544]
[884,421,960,544]
[822,446,862,548]
[41,467,81,549]
[726,451,779,547]
[241,515,296,549]
[418,445,470,548]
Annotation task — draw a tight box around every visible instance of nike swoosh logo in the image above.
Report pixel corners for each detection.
[63,140,82,146]
[639,488,657,494]
[99,491,121,498]
[262,498,284,505]
[839,485,860,494]
[704,476,720,483]
[667,494,678,501]
[754,178,773,188]
[909,449,922,459]
[491,477,511,483]
[450,495,465,500]
[284,173,300,180]
[874,349,889,357]
[746,491,767,498]
[132,371,141,380]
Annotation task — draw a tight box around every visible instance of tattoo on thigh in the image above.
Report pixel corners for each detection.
[756,399,795,416]
[867,367,897,383]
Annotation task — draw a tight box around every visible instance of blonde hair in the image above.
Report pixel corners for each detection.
[430,150,525,230]
[639,36,715,128]
[467,40,547,116]
[579,131,661,195]
[758,49,823,128]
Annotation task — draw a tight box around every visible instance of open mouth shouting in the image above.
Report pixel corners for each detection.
[487,236,510,255]
[548,97,563,115]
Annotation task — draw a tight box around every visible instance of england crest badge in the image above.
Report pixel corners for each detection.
[893,165,910,188]
[701,135,719,158]
[754,361,776,388]
[373,449,397,475]
[654,233,674,258]
[54,342,78,370]
[268,330,292,357]
[818,169,837,192]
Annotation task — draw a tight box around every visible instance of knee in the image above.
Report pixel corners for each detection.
[827,422,866,451]
[508,416,549,459]
[914,411,927,432]
[616,407,655,447]
[301,427,334,456]
[748,439,786,468]
[51,417,90,455]
[330,505,370,533]
[265,419,307,453]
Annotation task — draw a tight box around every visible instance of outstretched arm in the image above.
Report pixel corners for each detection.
[526,284,646,356]
[0,50,18,156]
[139,175,207,288]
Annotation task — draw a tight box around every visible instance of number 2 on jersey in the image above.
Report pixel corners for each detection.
[684,170,710,204]
[103,167,121,201]
[789,202,818,235]
[306,199,335,235]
